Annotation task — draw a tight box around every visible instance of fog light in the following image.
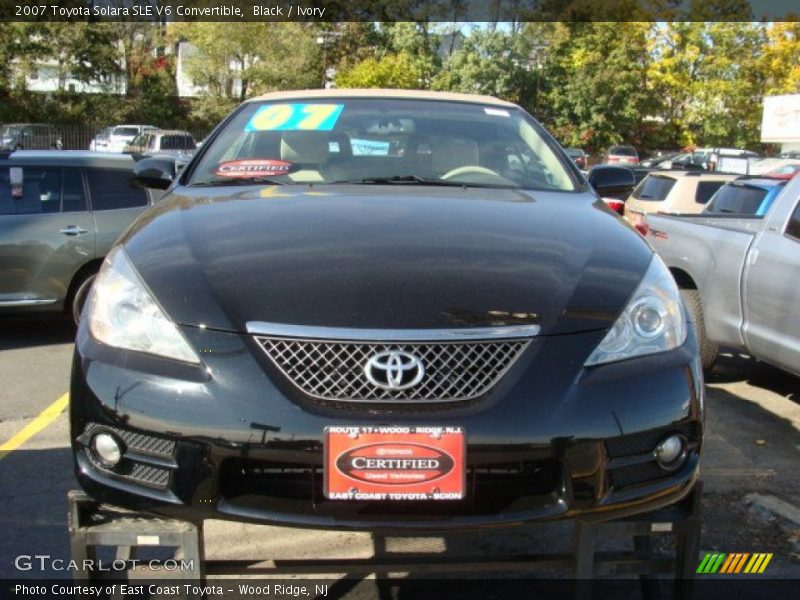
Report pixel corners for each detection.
[92,432,122,468]
[654,434,686,470]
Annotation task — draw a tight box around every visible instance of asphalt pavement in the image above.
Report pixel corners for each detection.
[0,315,798,589]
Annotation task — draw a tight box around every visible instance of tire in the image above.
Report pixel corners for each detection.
[680,288,718,372]
[71,273,96,326]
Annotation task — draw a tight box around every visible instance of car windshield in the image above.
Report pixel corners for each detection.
[161,135,195,150]
[631,175,676,201]
[113,127,140,137]
[705,183,769,215]
[565,148,583,157]
[188,98,576,191]
[611,146,637,156]
[1,125,22,137]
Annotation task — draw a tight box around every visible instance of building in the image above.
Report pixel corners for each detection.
[761,94,800,154]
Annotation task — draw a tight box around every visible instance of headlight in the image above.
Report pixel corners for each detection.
[87,246,200,364]
[584,255,686,366]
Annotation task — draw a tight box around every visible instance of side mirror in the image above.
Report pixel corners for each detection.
[133,156,178,190]
[587,165,635,199]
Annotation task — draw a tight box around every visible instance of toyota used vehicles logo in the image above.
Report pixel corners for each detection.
[364,350,425,391]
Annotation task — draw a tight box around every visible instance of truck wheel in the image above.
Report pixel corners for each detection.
[681,289,718,372]
[70,272,96,326]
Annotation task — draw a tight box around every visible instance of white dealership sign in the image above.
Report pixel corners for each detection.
[761,94,800,143]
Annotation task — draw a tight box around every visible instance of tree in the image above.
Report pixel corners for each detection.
[335,53,422,89]
[172,23,320,102]
[650,22,768,149]
[542,22,658,152]
[759,21,800,95]
[432,28,536,107]
[382,22,440,87]
[41,23,122,92]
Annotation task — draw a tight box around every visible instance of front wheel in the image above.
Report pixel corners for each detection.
[680,289,718,372]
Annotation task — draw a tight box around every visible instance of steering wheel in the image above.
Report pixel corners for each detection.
[441,165,518,187]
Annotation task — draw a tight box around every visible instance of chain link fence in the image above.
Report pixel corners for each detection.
[0,123,209,153]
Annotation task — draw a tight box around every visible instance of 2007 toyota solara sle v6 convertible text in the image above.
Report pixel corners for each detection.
[71,90,703,529]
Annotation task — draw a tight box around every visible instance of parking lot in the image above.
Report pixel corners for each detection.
[1,314,798,583]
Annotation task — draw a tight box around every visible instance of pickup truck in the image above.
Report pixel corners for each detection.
[644,175,800,375]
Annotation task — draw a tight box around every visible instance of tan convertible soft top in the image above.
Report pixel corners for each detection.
[249,88,518,108]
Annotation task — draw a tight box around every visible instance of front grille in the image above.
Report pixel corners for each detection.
[221,457,559,517]
[120,462,171,489]
[254,336,529,403]
[610,462,667,488]
[605,423,694,458]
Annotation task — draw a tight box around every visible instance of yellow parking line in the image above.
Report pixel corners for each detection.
[0,393,69,461]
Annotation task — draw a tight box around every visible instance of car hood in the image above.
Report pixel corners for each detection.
[121,185,652,336]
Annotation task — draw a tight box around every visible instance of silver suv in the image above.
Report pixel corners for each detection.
[0,151,155,323]
[625,171,736,234]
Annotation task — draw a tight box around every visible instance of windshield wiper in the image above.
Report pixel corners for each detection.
[332,175,461,186]
[331,175,518,189]
[191,176,289,187]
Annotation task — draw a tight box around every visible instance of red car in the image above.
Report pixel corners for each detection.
[764,163,800,181]
[604,144,639,165]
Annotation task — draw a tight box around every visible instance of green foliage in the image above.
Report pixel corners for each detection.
[335,53,422,89]
[0,20,797,154]
[432,28,536,106]
[759,22,800,95]
[541,22,657,152]
[650,22,770,149]
[172,23,320,102]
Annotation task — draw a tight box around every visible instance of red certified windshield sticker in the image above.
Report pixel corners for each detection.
[213,159,296,178]
[325,426,465,501]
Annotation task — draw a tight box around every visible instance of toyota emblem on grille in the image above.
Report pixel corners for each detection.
[364,350,425,391]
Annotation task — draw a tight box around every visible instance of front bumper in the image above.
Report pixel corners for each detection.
[70,323,704,531]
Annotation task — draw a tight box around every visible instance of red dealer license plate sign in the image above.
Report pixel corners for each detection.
[324,426,465,501]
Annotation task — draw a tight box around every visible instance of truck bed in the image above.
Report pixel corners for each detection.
[645,212,765,236]
[644,213,760,349]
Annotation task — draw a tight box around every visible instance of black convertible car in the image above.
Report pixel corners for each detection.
[71,90,703,530]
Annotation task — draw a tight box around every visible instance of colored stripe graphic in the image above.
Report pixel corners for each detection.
[696,553,712,573]
[697,553,727,574]
[733,553,750,573]
[698,552,773,574]
[757,554,773,573]
[719,553,736,573]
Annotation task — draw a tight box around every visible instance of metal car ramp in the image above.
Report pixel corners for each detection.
[68,482,702,600]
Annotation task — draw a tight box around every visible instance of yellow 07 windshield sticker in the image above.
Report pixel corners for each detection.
[245,104,344,132]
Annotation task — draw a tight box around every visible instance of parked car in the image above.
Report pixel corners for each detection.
[123,129,196,156]
[644,174,800,375]
[0,151,156,323]
[639,152,680,169]
[764,162,800,181]
[88,127,112,152]
[0,123,62,150]
[564,147,587,169]
[603,144,639,165]
[624,171,736,233]
[106,124,157,153]
[71,90,702,532]
[639,153,702,171]
[704,177,788,217]
[690,147,758,172]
